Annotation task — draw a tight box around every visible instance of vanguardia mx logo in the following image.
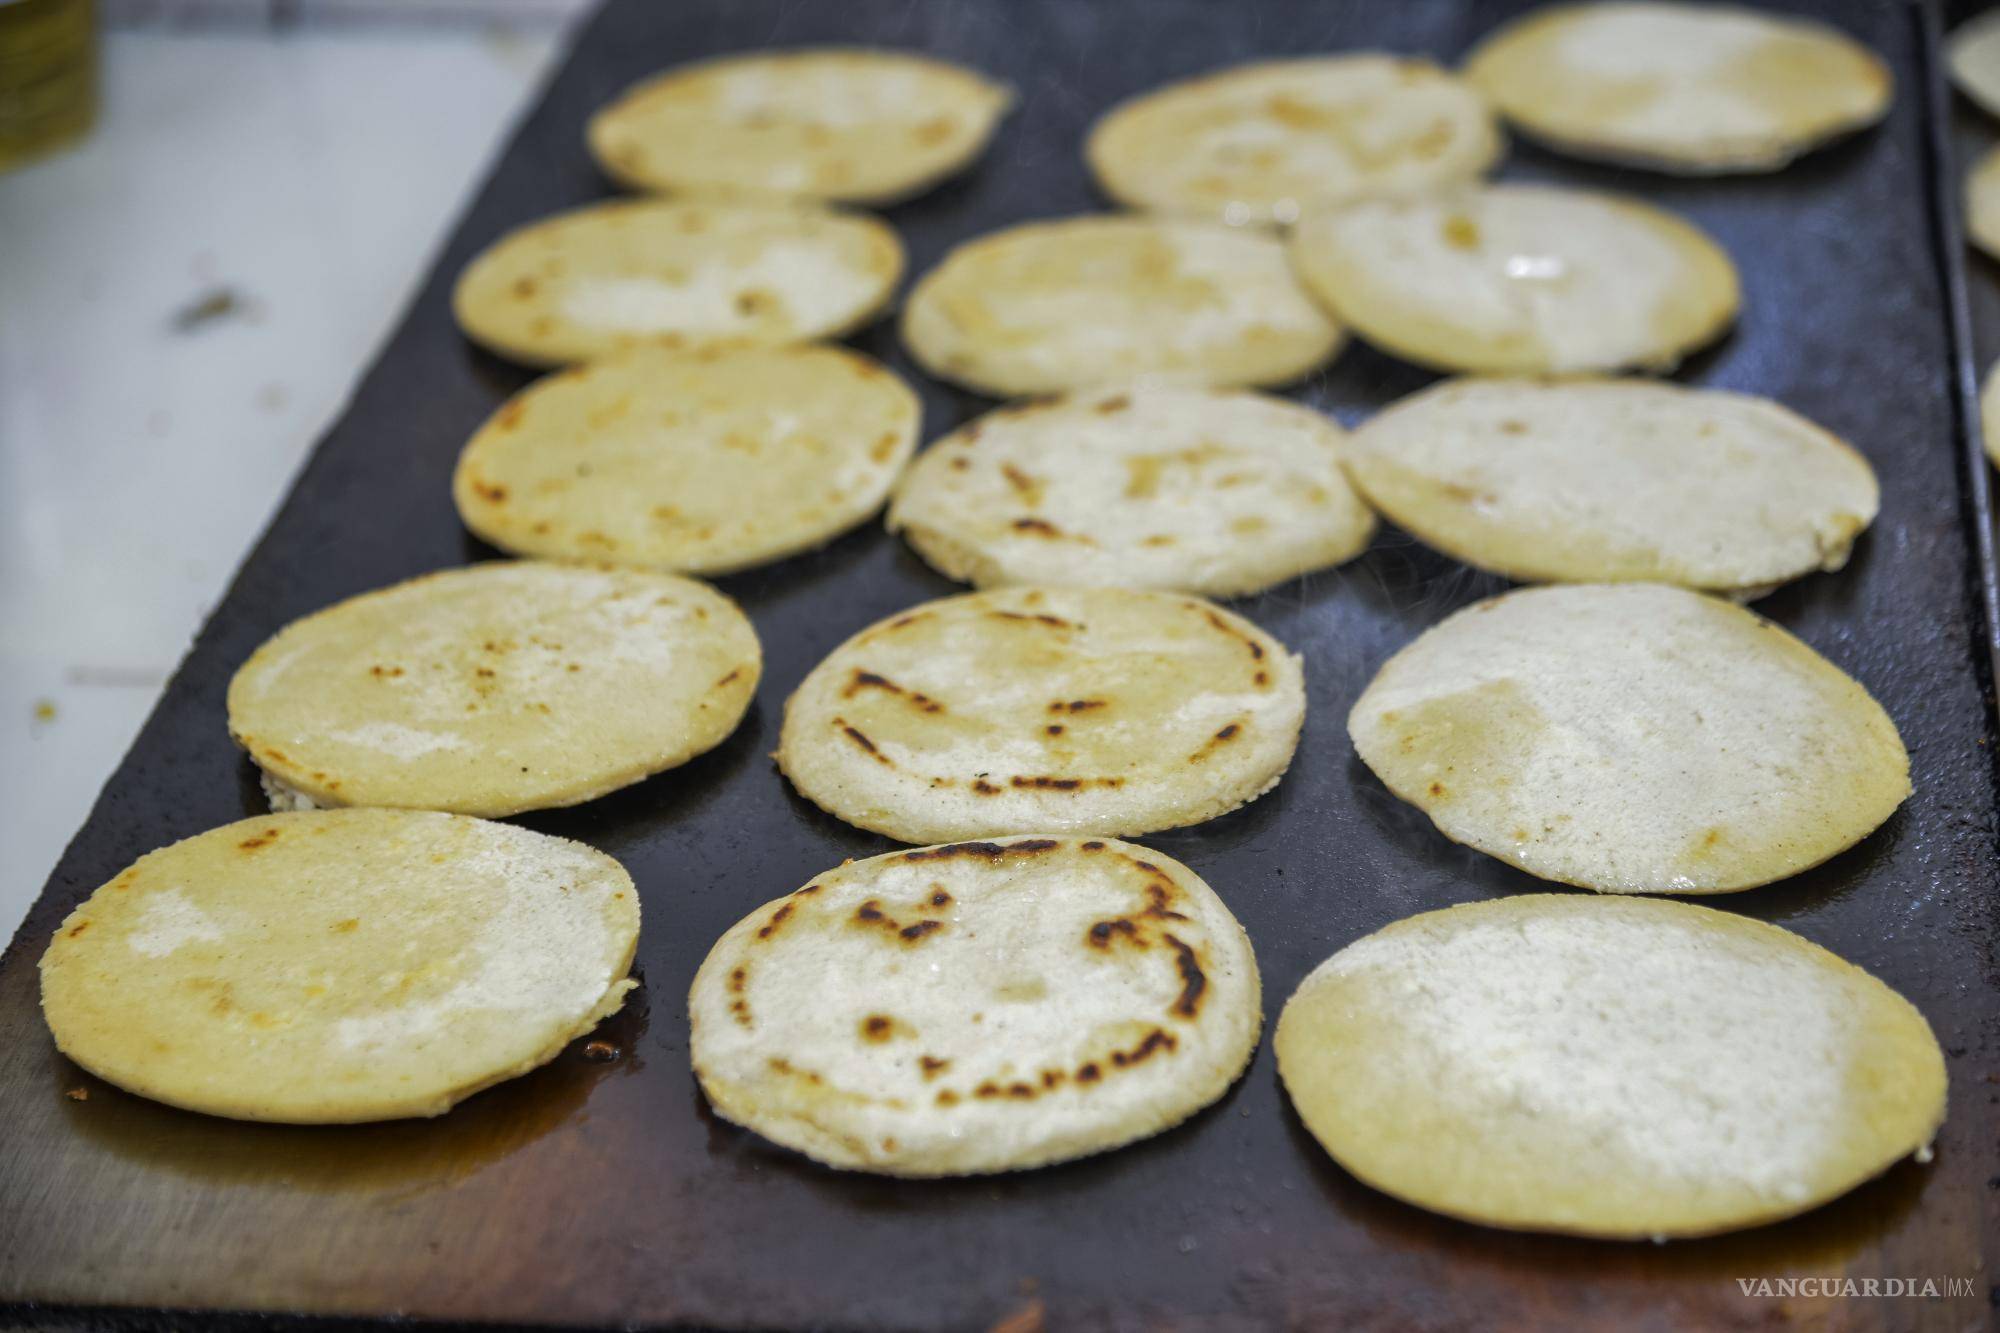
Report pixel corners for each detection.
[1736,1277,1977,1299]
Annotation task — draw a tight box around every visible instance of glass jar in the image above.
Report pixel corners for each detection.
[0,0,96,174]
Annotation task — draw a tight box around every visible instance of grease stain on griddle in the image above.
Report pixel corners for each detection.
[54,987,649,1199]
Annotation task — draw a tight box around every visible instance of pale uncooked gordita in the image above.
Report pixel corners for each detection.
[1277,894,1945,1238]
[1343,376,1877,596]
[455,344,919,576]
[228,562,760,819]
[888,385,1374,597]
[1464,3,1892,173]
[1288,184,1739,375]
[1347,583,1908,894]
[453,197,903,366]
[588,48,1012,205]
[41,809,640,1123]
[902,214,1343,396]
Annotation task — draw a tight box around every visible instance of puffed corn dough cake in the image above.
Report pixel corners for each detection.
[777,587,1305,844]
[1085,55,1500,225]
[1949,10,2000,121]
[888,385,1374,596]
[1276,894,1946,1238]
[453,198,903,366]
[1345,377,1878,596]
[1984,361,2000,469]
[1464,3,1892,173]
[456,345,919,575]
[588,48,1012,205]
[901,215,1343,397]
[1967,145,2000,261]
[40,810,641,1123]
[690,836,1260,1175]
[1289,184,1738,374]
[229,562,760,819]
[1348,583,1908,894]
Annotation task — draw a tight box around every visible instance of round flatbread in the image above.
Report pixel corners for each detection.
[228,562,760,818]
[690,835,1260,1175]
[887,385,1374,596]
[1348,583,1908,894]
[40,809,640,1123]
[1344,377,1878,596]
[1984,361,2000,470]
[777,587,1305,844]
[1276,894,1946,1239]
[1967,145,2000,261]
[901,214,1343,397]
[1463,3,1892,173]
[455,345,919,575]
[452,198,903,367]
[587,48,1012,205]
[1085,55,1500,225]
[1949,11,2000,121]
[1088,54,1496,224]
[1289,184,1739,374]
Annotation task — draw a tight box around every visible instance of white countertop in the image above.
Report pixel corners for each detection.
[0,23,565,938]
